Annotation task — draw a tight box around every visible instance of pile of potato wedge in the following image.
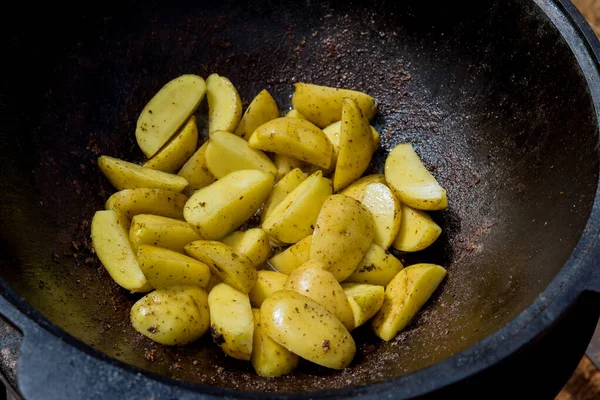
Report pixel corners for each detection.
[90,73,449,377]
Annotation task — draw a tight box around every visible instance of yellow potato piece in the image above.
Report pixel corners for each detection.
[285,109,307,119]
[177,142,216,193]
[262,171,332,244]
[285,261,354,330]
[206,73,242,134]
[222,228,272,267]
[273,154,305,180]
[205,131,277,178]
[333,98,375,191]
[208,283,254,360]
[105,188,188,221]
[91,210,151,292]
[184,169,274,240]
[291,82,377,128]
[340,174,386,201]
[143,116,198,173]
[261,290,356,370]
[98,156,189,192]
[323,120,380,166]
[268,235,312,274]
[130,285,209,345]
[235,89,280,140]
[251,308,299,377]
[341,283,384,328]
[360,183,401,249]
[384,144,448,210]
[310,194,374,281]
[393,204,442,252]
[248,117,333,169]
[248,270,288,307]
[372,264,446,341]
[129,214,200,253]
[137,245,211,289]
[136,74,206,157]
[345,243,404,286]
[185,240,257,293]
[261,168,308,223]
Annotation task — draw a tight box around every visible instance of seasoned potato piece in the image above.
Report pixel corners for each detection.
[248,270,288,307]
[235,89,279,139]
[130,285,209,345]
[248,117,333,169]
[143,116,198,173]
[251,308,299,377]
[262,171,332,244]
[105,188,188,221]
[268,235,312,274]
[341,283,384,328]
[206,73,242,133]
[206,275,223,292]
[208,283,254,360]
[372,264,446,341]
[285,261,354,330]
[273,154,305,180]
[129,214,200,253]
[98,156,188,192]
[345,243,404,286]
[285,109,307,119]
[222,228,272,267]
[261,168,308,223]
[184,169,274,240]
[340,174,386,200]
[185,240,257,293]
[291,82,377,128]
[205,131,277,178]
[136,74,206,157]
[261,290,356,369]
[385,144,448,210]
[91,210,151,292]
[177,142,216,193]
[323,120,380,166]
[333,98,375,191]
[137,245,211,289]
[393,204,442,252]
[360,183,401,249]
[310,194,374,281]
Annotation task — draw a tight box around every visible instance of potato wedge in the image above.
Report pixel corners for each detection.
[136,74,206,157]
[340,174,386,200]
[285,261,354,330]
[345,243,404,286]
[130,285,209,345]
[273,154,305,180]
[310,194,374,281]
[393,204,442,252]
[143,116,198,173]
[251,308,299,377]
[360,183,401,249]
[333,98,375,191]
[235,89,279,139]
[222,228,271,267]
[323,120,380,166]
[137,245,211,289]
[91,210,151,292]
[384,144,448,210]
[185,240,257,293]
[206,73,242,134]
[341,283,384,328]
[372,264,446,341]
[177,142,216,193]
[285,109,307,119]
[248,270,288,307]
[205,131,277,178]
[208,283,254,360]
[291,82,377,128]
[268,235,312,274]
[184,169,274,240]
[261,168,308,223]
[129,214,200,254]
[98,155,188,192]
[105,188,188,221]
[261,290,355,370]
[262,171,332,244]
[248,117,333,169]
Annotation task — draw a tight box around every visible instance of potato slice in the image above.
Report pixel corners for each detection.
[285,261,354,330]
[261,168,308,223]
[262,171,332,244]
[333,98,375,191]
[222,228,272,267]
[131,285,210,345]
[291,82,377,128]
[393,204,442,252]
[323,120,380,166]
[137,245,211,289]
[268,235,312,274]
[235,89,279,139]
[360,183,401,249]
[251,308,299,377]
[136,74,206,157]
[345,243,404,286]
[143,116,198,173]
[341,283,384,328]
[185,240,257,293]
[384,143,448,210]
[184,169,274,240]
[248,117,333,169]
[105,188,188,221]
[206,73,242,134]
[248,270,288,307]
[340,174,386,200]
[177,142,216,193]
[98,156,188,192]
[310,194,374,281]
[205,131,277,178]
[208,283,254,360]
[372,264,446,341]
[261,290,355,370]
[273,154,305,180]
[91,210,151,292]
[285,109,307,119]
[129,214,200,253]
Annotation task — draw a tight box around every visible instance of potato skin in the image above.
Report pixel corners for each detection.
[235,89,280,140]
[98,156,189,192]
[105,188,188,221]
[251,308,299,377]
[345,243,404,286]
[143,116,198,173]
